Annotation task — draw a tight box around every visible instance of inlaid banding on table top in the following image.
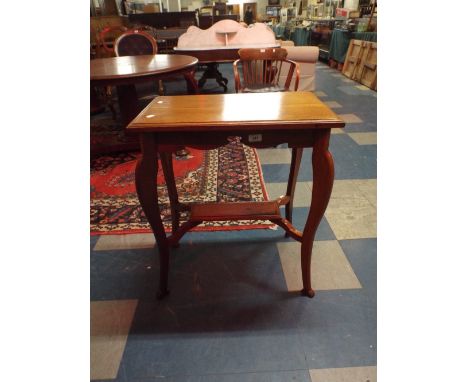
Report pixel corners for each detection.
[127,92,345,132]
[90,54,198,81]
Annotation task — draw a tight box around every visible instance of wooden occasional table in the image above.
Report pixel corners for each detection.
[173,44,279,92]
[127,91,345,299]
[90,54,199,127]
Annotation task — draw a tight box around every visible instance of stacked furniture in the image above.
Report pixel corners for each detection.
[342,39,377,90]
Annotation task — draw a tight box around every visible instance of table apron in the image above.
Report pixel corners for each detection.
[144,129,331,149]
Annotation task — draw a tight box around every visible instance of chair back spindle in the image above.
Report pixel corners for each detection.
[233,48,299,93]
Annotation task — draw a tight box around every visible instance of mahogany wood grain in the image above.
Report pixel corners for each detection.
[301,129,335,298]
[191,201,281,221]
[90,54,199,127]
[285,147,303,233]
[128,92,344,132]
[129,92,344,299]
[90,54,198,82]
[160,152,180,237]
[271,218,303,242]
[135,134,171,299]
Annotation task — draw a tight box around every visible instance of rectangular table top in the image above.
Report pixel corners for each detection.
[126,91,345,133]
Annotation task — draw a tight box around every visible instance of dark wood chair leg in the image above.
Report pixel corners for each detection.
[160,151,181,239]
[184,69,199,94]
[301,130,334,298]
[285,147,303,237]
[135,134,171,299]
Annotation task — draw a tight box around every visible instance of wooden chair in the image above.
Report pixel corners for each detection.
[233,47,302,228]
[233,48,299,93]
[93,26,129,119]
[114,29,164,96]
[96,26,128,58]
[114,29,158,57]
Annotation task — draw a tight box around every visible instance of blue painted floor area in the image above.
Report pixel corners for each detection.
[91,62,377,381]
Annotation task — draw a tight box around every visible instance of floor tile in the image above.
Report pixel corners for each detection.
[91,299,138,380]
[354,179,377,208]
[262,138,377,181]
[285,207,336,241]
[324,101,342,109]
[277,240,362,291]
[265,181,312,207]
[272,289,375,369]
[329,136,377,180]
[314,91,327,97]
[325,180,376,240]
[339,238,377,293]
[94,233,155,251]
[341,78,355,83]
[343,122,376,133]
[135,369,312,381]
[337,86,373,97]
[337,113,363,124]
[348,132,377,145]
[355,85,372,91]
[121,319,307,379]
[309,366,376,382]
[91,246,163,301]
[331,128,346,135]
[257,148,292,165]
[331,73,343,77]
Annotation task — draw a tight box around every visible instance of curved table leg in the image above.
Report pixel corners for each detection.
[301,130,334,298]
[135,134,171,299]
[285,147,303,236]
[160,152,180,240]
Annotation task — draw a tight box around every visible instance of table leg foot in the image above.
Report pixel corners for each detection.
[301,288,315,298]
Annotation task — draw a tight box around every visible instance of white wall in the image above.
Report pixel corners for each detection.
[168,0,180,11]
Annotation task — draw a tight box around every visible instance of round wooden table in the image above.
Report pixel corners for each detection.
[90,54,199,126]
[174,44,279,92]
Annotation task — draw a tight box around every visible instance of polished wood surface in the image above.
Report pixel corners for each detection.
[91,54,198,81]
[91,54,199,128]
[132,91,344,300]
[127,91,343,132]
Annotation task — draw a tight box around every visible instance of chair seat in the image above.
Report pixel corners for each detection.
[242,84,287,93]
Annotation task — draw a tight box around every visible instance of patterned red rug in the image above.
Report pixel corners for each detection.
[91,139,275,235]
